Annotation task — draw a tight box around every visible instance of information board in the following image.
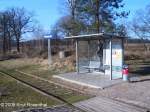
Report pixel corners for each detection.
[112,40,123,79]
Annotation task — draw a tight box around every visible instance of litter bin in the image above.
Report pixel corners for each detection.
[122,65,129,81]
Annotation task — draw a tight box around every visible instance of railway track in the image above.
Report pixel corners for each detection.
[0,69,86,112]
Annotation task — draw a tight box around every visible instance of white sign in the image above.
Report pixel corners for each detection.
[112,40,123,79]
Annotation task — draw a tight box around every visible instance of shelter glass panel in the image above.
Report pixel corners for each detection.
[78,40,104,73]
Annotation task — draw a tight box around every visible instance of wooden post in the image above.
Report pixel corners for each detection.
[76,40,79,73]
[48,38,52,66]
[110,38,112,80]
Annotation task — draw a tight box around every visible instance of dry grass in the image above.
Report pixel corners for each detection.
[124,43,150,60]
[0,58,44,70]
[0,57,90,112]
[51,55,76,73]
[0,72,60,112]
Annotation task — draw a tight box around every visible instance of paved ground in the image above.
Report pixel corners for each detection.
[74,96,147,112]
[54,72,150,110]
[53,72,123,89]
[13,74,150,112]
[15,106,81,112]
[97,75,150,109]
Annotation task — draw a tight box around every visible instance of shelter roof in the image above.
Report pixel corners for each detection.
[65,33,126,40]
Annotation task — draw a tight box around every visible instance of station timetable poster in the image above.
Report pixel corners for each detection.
[112,40,123,79]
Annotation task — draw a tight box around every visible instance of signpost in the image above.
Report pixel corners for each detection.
[44,35,52,66]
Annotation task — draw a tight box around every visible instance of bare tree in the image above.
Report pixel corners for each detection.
[131,6,150,52]
[33,25,45,51]
[5,11,14,52]
[8,8,34,52]
[0,24,2,53]
[0,12,12,54]
[63,0,82,36]
[67,0,78,19]
[0,13,6,54]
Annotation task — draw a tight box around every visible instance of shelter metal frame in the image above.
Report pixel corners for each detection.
[65,33,125,80]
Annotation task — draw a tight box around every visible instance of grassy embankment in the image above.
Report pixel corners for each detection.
[0,72,59,112]
[0,59,90,112]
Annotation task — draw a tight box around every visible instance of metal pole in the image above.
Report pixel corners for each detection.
[48,38,52,66]
[122,38,124,79]
[88,40,90,60]
[88,40,90,72]
[76,40,79,73]
[110,38,112,80]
